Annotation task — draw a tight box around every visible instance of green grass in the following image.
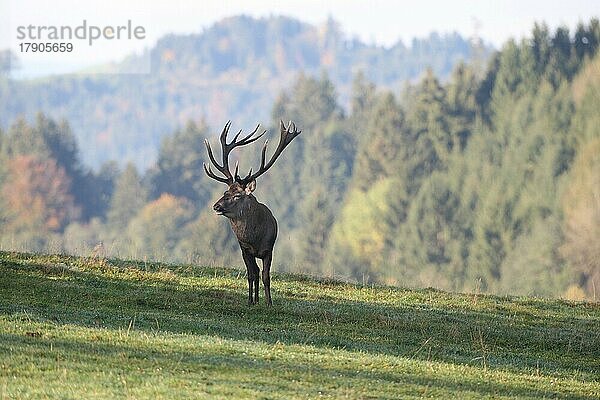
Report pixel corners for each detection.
[0,251,598,399]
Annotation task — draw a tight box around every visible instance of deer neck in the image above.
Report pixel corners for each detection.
[227,195,265,242]
[227,195,258,223]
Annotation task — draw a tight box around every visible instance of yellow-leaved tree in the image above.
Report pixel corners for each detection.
[125,194,193,261]
[326,178,405,284]
[561,138,600,298]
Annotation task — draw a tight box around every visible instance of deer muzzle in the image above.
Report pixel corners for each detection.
[213,202,225,215]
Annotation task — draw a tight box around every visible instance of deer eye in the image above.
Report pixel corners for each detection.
[233,194,242,199]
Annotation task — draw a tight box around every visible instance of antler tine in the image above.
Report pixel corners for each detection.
[219,120,232,145]
[235,125,265,146]
[242,129,266,146]
[203,121,235,184]
[244,168,253,181]
[232,129,243,143]
[258,140,269,171]
[239,120,301,184]
[203,163,230,184]
[204,139,222,172]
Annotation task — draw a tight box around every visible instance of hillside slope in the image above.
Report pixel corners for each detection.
[0,251,598,399]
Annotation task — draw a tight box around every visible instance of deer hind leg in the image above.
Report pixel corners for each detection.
[262,252,273,306]
[242,250,259,305]
[254,266,260,303]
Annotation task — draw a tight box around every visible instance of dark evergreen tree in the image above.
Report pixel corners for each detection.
[446,62,479,151]
[90,161,120,219]
[349,71,378,143]
[402,173,470,291]
[404,70,452,181]
[150,120,212,206]
[261,73,341,231]
[295,120,351,270]
[352,92,407,190]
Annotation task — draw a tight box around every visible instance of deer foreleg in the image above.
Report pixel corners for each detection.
[242,250,260,305]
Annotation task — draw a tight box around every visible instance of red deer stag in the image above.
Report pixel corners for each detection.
[203,120,301,306]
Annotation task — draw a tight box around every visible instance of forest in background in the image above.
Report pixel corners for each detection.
[0,15,484,169]
[0,19,598,300]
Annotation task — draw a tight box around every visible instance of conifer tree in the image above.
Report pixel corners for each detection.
[262,73,341,231]
[150,120,212,205]
[405,70,452,178]
[107,163,148,231]
[352,92,407,190]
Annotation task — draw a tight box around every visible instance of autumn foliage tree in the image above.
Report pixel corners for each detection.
[1,155,79,248]
[561,138,600,297]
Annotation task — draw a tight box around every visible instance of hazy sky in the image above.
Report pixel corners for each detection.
[2,0,598,77]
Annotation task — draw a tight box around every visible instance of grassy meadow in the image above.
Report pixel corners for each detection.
[0,251,598,399]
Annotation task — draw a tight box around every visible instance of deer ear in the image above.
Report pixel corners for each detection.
[245,180,256,194]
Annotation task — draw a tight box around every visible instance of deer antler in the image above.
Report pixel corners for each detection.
[236,120,302,184]
[203,121,266,185]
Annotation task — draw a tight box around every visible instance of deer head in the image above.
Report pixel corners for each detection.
[204,120,301,218]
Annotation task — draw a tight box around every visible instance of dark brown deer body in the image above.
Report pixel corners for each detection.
[204,120,301,305]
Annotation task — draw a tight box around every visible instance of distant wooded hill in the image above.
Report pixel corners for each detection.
[0,15,487,169]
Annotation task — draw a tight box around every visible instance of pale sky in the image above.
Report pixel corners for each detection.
[1,0,598,78]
